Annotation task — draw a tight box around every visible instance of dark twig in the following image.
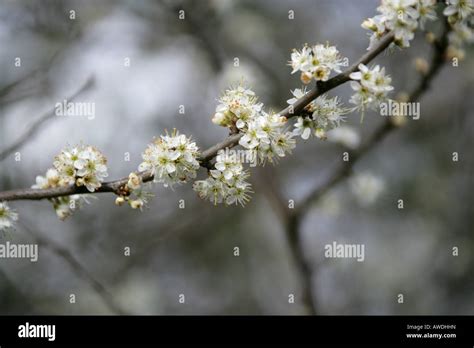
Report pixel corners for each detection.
[20,222,129,315]
[0,76,95,162]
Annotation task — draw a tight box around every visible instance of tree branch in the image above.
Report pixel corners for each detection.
[293,24,449,220]
[20,222,129,315]
[0,32,395,202]
[0,265,37,313]
[282,23,450,316]
[0,76,95,162]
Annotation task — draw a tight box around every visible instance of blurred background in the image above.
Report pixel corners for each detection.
[0,0,473,315]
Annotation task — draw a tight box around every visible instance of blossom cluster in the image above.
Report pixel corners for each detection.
[201,84,296,206]
[349,63,394,116]
[212,86,263,129]
[53,144,108,192]
[31,144,107,220]
[0,201,18,232]
[444,0,474,59]
[289,43,347,83]
[193,155,252,206]
[138,130,200,188]
[362,0,437,49]
[288,88,349,140]
[239,112,296,164]
[213,86,296,165]
[33,167,91,220]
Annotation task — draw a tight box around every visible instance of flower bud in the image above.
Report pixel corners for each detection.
[315,128,327,139]
[130,199,144,209]
[300,71,312,84]
[212,112,226,126]
[361,18,377,31]
[115,196,126,206]
[127,172,141,191]
[414,57,429,75]
[55,204,70,220]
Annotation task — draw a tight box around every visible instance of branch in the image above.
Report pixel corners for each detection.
[0,76,95,162]
[201,32,396,163]
[256,168,317,314]
[0,28,81,109]
[281,22,450,316]
[0,265,37,313]
[294,24,450,220]
[0,32,395,202]
[20,222,129,315]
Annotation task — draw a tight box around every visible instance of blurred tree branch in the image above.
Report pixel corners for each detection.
[0,76,95,163]
[0,50,61,109]
[0,265,37,313]
[263,22,451,315]
[20,221,129,315]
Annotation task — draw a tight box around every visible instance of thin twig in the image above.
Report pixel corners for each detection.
[20,222,129,315]
[0,76,95,162]
[0,265,37,313]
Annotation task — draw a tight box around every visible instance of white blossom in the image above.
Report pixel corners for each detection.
[213,85,295,165]
[444,0,474,21]
[129,186,154,210]
[138,130,200,188]
[212,85,262,130]
[268,131,296,159]
[32,168,61,189]
[214,152,246,180]
[443,0,474,59]
[349,64,394,115]
[33,144,105,220]
[289,89,349,140]
[53,144,108,192]
[362,0,437,49]
[327,126,361,149]
[52,195,86,220]
[289,43,347,84]
[32,168,91,221]
[193,156,252,206]
[293,116,313,140]
[0,202,18,232]
[418,0,438,29]
[289,45,312,74]
[239,116,270,150]
[350,172,385,206]
[286,86,307,105]
[238,112,295,164]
